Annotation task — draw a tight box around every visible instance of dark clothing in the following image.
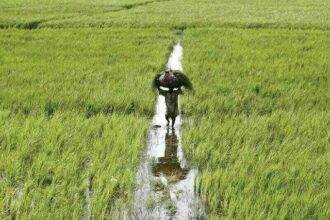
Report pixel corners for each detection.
[152,70,192,127]
[153,70,192,92]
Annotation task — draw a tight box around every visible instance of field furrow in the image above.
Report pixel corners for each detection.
[0,0,329,219]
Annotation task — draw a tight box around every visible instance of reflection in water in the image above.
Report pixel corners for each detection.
[132,42,205,219]
[152,130,189,181]
[132,99,205,219]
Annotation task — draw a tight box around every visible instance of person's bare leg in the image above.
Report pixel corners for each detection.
[165,114,170,127]
[171,116,176,129]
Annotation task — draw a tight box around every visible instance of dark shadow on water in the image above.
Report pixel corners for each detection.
[132,120,206,219]
[152,129,189,181]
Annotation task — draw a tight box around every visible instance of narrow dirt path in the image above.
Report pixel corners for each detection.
[132,43,205,219]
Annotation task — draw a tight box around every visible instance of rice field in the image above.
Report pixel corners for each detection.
[0,0,329,29]
[0,0,329,219]
[181,28,329,219]
[0,111,148,218]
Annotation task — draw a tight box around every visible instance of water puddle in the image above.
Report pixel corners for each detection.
[131,43,205,219]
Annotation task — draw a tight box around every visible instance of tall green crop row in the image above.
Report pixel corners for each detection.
[0,0,329,219]
[0,111,149,218]
[1,0,329,29]
[0,28,172,116]
[182,28,329,218]
[0,28,172,218]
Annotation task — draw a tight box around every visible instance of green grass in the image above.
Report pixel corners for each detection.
[0,0,329,29]
[0,28,172,116]
[0,0,150,28]
[182,28,329,116]
[181,28,329,219]
[0,0,329,219]
[0,27,171,218]
[0,111,148,218]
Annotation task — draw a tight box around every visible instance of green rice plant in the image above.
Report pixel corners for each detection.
[0,27,173,218]
[0,0,329,218]
[181,28,329,219]
[0,0,150,28]
[182,28,329,116]
[0,0,328,29]
[0,111,148,218]
[0,28,172,116]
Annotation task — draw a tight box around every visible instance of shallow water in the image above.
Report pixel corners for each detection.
[166,43,183,72]
[131,43,205,219]
[132,117,205,219]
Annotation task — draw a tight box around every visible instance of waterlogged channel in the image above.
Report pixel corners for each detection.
[131,43,205,219]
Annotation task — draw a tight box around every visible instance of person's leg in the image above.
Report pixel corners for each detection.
[165,114,170,126]
[171,116,176,128]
